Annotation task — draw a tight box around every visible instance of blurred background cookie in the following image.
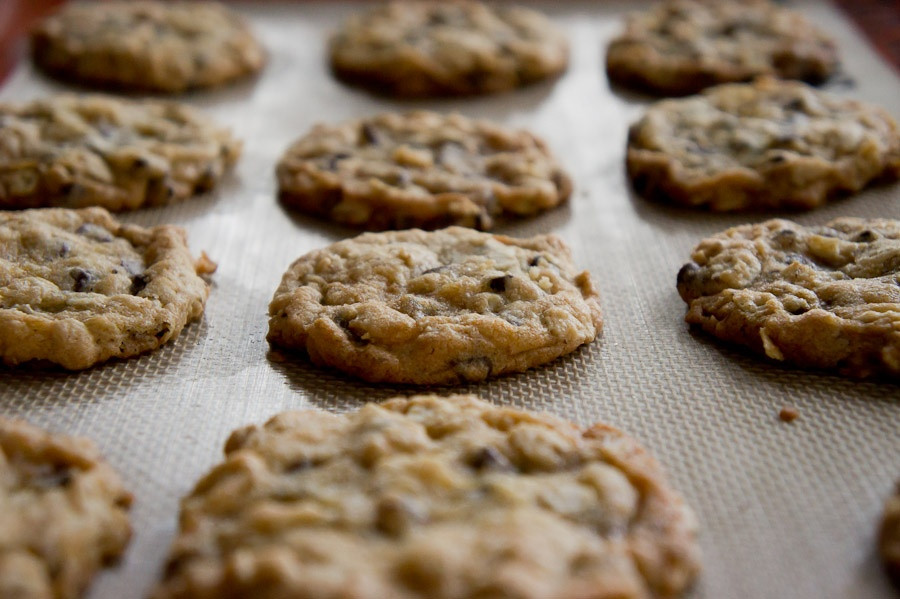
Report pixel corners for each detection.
[30,1,265,93]
[329,0,567,98]
[606,0,838,96]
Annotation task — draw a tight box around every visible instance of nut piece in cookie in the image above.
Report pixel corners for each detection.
[881,482,900,589]
[0,94,241,211]
[677,218,900,378]
[267,227,601,384]
[151,394,700,599]
[276,111,571,231]
[0,418,132,599]
[0,207,214,370]
[31,1,265,93]
[606,0,838,96]
[628,78,900,211]
[329,0,568,98]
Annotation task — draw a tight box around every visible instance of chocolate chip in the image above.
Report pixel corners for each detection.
[326,153,350,171]
[75,223,112,242]
[785,98,805,112]
[452,356,492,381]
[70,268,95,292]
[676,262,700,287]
[131,273,151,295]
[468,446,513,471]
[334,314,368,345]
[853,230,877,243]
[154,326,170,340]
[31,464,72,488]
[132,157,149,170]
[528,255,544,267]
[361,123,382,146]
[488,275,512,292]
[58,242,70,257]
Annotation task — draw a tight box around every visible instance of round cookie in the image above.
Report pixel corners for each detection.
[627,78,900,211]
[0,417,132,599]
[606,0,838,96]
[677,217,900,378]
[0,94,241,211]
[329,1,568,98]
[267,227,601,384]
[276,111,571,231]
[151,394,701,599]
[31,1,265,93]
[0,207,215,370]
[882,482,900,588]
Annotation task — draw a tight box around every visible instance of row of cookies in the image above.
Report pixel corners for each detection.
[2,1,898,598]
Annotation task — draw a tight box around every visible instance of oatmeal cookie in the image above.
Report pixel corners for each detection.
[0,94,241,211]
[677,218,900,378]
[606,0,838,96]
[329,1,568,98]
[151,394,700,599]
[627,78,900,211]
[267,227,601,384]
[31,1,265,93]
[276,111,571,231]
[0,207,214,370]
[0,417,132,599]
[882,481,900,588]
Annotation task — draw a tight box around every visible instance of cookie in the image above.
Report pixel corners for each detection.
[329,1,568,98]
[627,78,900,211]
[677,217,900,378]
[0,417,132,599]
[276,111,571,231]
[0,94,241,212]
[31,1,265,93]
[606,0,838,96]
[151,394,701,599]
[0,207,215,370]
[881,482,900,588]
[267,227,601,384]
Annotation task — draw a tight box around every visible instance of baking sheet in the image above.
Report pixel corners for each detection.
[1,2,898,598]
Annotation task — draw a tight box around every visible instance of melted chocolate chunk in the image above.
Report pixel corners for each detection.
[488,274,513,292]
[854,230,877,243]
[76,223,112,243]
[70,267,95,292]
[468,446,514,471]
[131,273,151,295]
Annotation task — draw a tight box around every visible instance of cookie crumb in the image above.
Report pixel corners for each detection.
[196,251,218,275]
[779,407,799,423]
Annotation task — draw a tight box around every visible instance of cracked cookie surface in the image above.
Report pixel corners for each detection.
[0,207,214,370]
[151,394,700,599]
[606,0,838,96]
[329,1,568,98]
[0,417,132,599]
[267,227,601,384]
[627,78,900,211]
[677,218,900,378]
[31,0,265,93]
[276,111,571,231]
[0,94,241,211]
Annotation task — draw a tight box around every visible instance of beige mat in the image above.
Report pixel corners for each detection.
[1,1,898,597]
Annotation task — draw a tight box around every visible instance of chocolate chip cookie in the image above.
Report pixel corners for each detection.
[276,111,571,231]
[606,0,838,96]
[31,1,265,93]
[0,94,241,211]
[677,218,900,378]
[267,227,601,384]
[882,482,900,589]
[151,394,701,599]
[627,78,900,211]
[329,1,568,98]
[0,207,215,370]
[0,417,132,599]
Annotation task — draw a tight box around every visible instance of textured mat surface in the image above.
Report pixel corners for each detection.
[0,2,897,598]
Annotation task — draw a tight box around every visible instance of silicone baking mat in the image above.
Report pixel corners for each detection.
[1,2,898,597]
